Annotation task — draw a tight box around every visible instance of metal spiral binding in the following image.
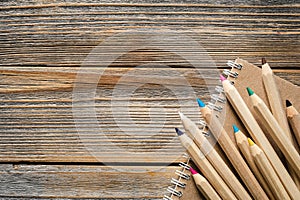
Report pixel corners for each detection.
[182,153,189,158]
[175,170,190,180]
[211,94,226,103]
[202,130,210,137]
[163,195,173,200]
[163,154,191,200]
[223,60,243,81]
[215,85,224,93]
[223,69,239,78]
[166,187,183,197]
[207,102,223,112]
[171,178,186,188]
[163,60,242,199]
[179,161,190,170]
[227,60,243,70]
[198,120,206,128]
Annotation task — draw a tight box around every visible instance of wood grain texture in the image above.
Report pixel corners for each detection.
[0,68,298,163]
[0,0,299,199]
[0,164,176,199]
[0,1,300,68]
[0,67,219,163]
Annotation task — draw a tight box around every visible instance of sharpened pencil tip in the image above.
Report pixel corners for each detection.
[220,74,227,82]
[190,167,198,175]
[246,87,254,96]
[175,128,184,136]
[286,99,292,107]
[248,138,255,146]
[196,98,205,108]
[262,58,267,65]
[178,111,184,119]
[232,124,239,133]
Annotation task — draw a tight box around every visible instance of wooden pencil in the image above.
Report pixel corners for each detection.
[262,61,295,143]
[249,138,291,200]
[233,124,275,200]
[179,112,251,200]
[247,87,300,175]
[197,98,269,200]
[221,75,299,199]
[286,100,300,147]
[262,62,300,187]
[175,128,237,200]
[190,167,222,200]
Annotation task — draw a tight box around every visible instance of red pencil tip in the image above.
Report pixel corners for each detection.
[220,74,227,82]
[190,167,198,175]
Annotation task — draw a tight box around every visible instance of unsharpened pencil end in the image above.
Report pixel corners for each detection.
[190,167,198,175]
[246,87,254,96]
[220,74,227,82]
[175,128,184,136]
[196,98,205,108]
[232,124,239,133]
[262,57,267,65]
[286,99,292,107]
[248,138,255,146]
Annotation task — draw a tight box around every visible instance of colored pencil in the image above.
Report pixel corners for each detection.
[247,87,300,175]
[197,98,269,200]
[249,138,291,200]
[262,61,300,186]
[233,125,275,200]
[221,75,299,199]
[179,112,251,200]
[190,167,222,200]
[175,128,237,200]
[286,100,300,147]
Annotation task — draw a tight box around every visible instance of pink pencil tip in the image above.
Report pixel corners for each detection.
[190,167,198,175]
[220,74,226,82]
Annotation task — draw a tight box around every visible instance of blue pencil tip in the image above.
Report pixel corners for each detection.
[196,98,205,108]
[175,128,184,136]
[232,124,239,133]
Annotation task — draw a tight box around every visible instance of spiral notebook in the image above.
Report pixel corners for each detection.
[163,58,300,200]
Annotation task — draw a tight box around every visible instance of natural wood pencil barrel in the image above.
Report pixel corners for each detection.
[262,63,300,187]
[179,112,252,200]
[234,125,275,200]
[198,99,269,200]
[176,131,238,200]
[262,63,295,145]
[248,88,300,176]
[190,167,222,200]
[249,138,291,200]
[287,100,300,147]
[221,76,299,199]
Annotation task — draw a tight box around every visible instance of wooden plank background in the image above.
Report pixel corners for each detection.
[0,0,299,199]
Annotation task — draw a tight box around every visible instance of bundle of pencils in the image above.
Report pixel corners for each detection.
[176,59,300,200]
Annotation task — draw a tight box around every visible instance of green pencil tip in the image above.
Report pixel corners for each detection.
[246,87,254,96]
